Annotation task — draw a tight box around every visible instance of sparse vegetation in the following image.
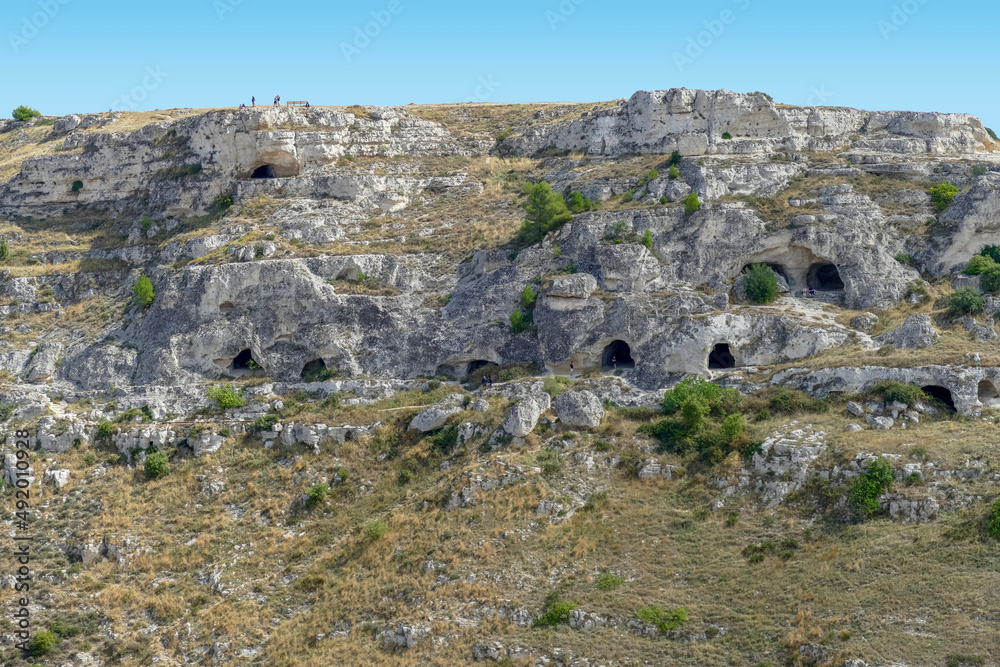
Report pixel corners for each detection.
[684,192,701,214]
[949,287,985,315]
[848,457,894,519]
[519,181,573,246]
[742,263,779,305]
[636,605,688,633]
[928,181,960,212]
[144,451,170,480]
[206,384,245,408]
[132,274,155,308]
[12,105,41,122]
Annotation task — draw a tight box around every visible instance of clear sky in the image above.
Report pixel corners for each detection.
[2,0,996,128]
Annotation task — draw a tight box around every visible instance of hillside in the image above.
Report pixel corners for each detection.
[0,90,998,667]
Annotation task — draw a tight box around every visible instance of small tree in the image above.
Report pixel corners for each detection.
[949,287,985,315]
[981,267,1000,293]
[520,284,536,310]
[668,165,680,180]
[684,192,701,214]
[12,106,41,122]
[132,274,155,308]
[963,254,996,275]
[510,309,527,334]
[848,457,893,518]
[26,630,55,657]
[306,483,330,507]
[144,452,170,480]
[207,384,245,408]
[519,181,572,246]
[928,181,960,212]
[641,229,654,248]
[743,263,779,304]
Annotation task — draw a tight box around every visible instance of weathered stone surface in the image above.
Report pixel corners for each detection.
[850,312,879,332]
[874,315,938,349]
[44,468,70,488]
[502,393,551,437]
[552,390,604,427]
[409,405,462,432]
[846,401,864,417]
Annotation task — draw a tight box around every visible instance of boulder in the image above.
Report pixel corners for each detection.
[502,393,551,438]
[873,315,938,349]
[553,390,605,428]
[193,433,225,456]
[867,415,894,430]
[408,405,462,432]
[849,312,879,332]
[547,274,598,300]
[44,469,69,488]
[845,401,864,417]
[53,114,81,134]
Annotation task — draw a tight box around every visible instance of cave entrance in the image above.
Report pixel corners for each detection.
[602,340,634,370]
[251,164,276,179]
[219,301,235,314]
[230,348,262,376]
[466,360,492,375]
[978,380,1000,408]
[301,358,330,382]
[708,343,736,370]
[921,385,956,411]
[807,263,845,291]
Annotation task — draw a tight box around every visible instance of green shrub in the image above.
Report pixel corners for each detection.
[868,381,926,406]
[520,284,536,310]
[497,126,513,142]
[972,164,989,178]
[894,253,911,265]
[928,181,960,212]
[363,518,389,541]
[722,132,733,140]
[510,309,527,334]
[71,180,84,193]
[0,240,8,262]
[132,274,155,308]
[980,267,1000,293]
[980,244,1000,264]
[662,376,736,415]
[250,413,278,433]
[987,498,1000,540]
[536,448,562,475]
[636,605,688,633]
[212,192,234,214]
[306,483,330,507]
[596,572,624,591]
[519,181,573,245]
[668,165,680,180]
[206,384,245,408]
[742,263,779,304]
[532,593,576,628]
[684,192,701,214]
[949,287,985,315]
[26,630,55,657]
[49,619,82,639]
[659,195,668,204]
[621,189,634,203]
[848,457,893,518]
[144,452,170,480]
[641,229,654,248]
[13,106,41,122]
[963,254,996,275]
[565,191,595,213]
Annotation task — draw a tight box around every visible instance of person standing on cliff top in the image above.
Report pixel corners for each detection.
[251,96,255,106]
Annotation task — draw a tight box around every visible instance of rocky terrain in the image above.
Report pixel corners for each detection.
[0,90,998,666]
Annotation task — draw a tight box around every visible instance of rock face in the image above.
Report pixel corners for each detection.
[874,315,939,349]
[552,390,605,428]
[502,393,551,438]
[409,397,464,432]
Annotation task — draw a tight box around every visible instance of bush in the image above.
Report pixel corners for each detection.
[536,448,562,475]
[565,191,595,213]
[13,106,41,121]
[132,274,155,308]
[206,384,245,408]
[250,413,278,433]
[981,267,1000,294]
[668,165,680,180]
[868,381,926,406]
[363,518,389,541]
[26,630,55,657]
[949,287,985,315]
[894,253,911,265]
[520,284,536,310]
[596,573,624,591]
[848,457,893,518]
[636,605,688,633]
[988,498,1000,540]
[621,189,634,203]
[972,164,989,178]
[928,181,960,212]
[532,593,577,628]
[662,376,736,415]
[722,132,733,140]
[641,228,654,248]
[519,181,573,245]
[71,180,83,193]
[306,483,330,507]
[963,254,996,275]
[212,192,234,214]
[684,192,701,214]
[0,240,8,262]
[510,309,527,334]
[981,244,1000,264]
[144,452,170,480]
[742,263,779,304]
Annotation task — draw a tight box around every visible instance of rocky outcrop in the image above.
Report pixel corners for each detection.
[501,393,550,437]
[553,390,605,428]
[874,315,938,349]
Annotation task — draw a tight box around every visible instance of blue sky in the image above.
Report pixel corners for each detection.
[2,0,997,128]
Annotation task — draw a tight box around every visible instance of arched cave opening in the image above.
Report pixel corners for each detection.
[978,380,1000,408]
[467,360,492,375]
[219,301,235,314]
[231,348,261,373]
[807,263,845,291]
[921,385,956,411]
[708,343,736,370]
[602,340,634,370]
[251,164,276,179]
[301,358,329,382]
